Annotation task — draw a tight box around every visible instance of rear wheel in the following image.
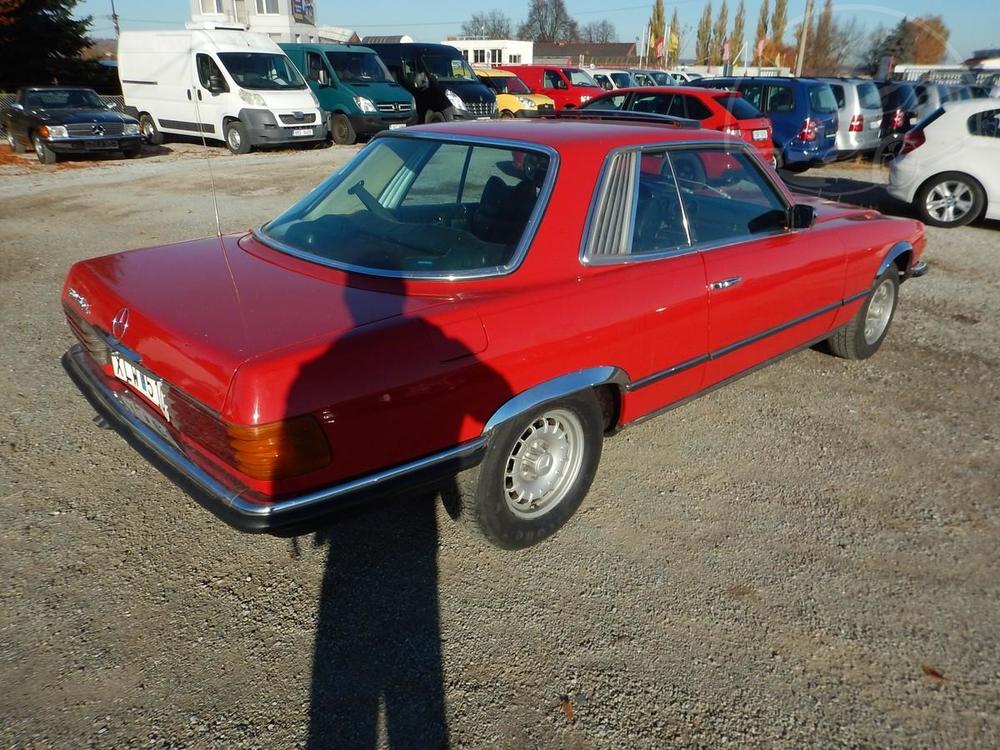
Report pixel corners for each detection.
[450,391,604,549]
[224,120,252,154]
[7,131,25,154]
[916,172,984,228]
[827,265,899,360]
[139,113,164,145]
[500,109,515,119]
[330,113,356,145]
[32,133,57,164]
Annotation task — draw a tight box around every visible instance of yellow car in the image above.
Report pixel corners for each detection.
[474,67,555,118]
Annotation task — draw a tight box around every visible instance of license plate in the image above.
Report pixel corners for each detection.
[117,389,180,451]
[292,128,313,137]
[476,117,491,121]
[111,353,170,421]
[752,129,768,141]
[870,120,881,129]
[92,139,119,149]
[389,123,406,130]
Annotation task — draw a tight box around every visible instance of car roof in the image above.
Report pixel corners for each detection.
[942,98,1000,115]
[604,85,736,98]
[396,120,729,150]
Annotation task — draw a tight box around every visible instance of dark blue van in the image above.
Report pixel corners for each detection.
[690,76,839,172]
[365,43,496,123]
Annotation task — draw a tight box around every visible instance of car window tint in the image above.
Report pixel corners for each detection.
[683,96,712,120]
[583,93,628,110]
[611,72,632,87]
[632,151,689,255]
[766,85,795,113]
[543,70,564,88]
[738,82,765,109]
[808,85,838,113]
[967,108,1000,138]
[717,94,763,120]
[830,84,846,109]
[857,82,881,109]
[592,73,611,89]
[632,93,672,115]
[671,149,787,244]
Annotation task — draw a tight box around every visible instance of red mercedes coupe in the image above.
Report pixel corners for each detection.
[62,117,927,549]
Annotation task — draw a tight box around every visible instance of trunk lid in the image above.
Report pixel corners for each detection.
[63,234,446,413]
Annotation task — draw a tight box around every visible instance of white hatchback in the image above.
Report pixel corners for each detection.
[888,99,1000,227]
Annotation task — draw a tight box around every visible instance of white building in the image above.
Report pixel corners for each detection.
[445,39,533,67]
[190,0,355,43]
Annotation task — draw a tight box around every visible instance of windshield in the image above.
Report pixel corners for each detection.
[808,84,838,113]
[327,51,392,83]
[649,71,675,85]
[22,89,104,109]
[217,53,306,90]
[261,137,552,277]
[484,74,530,95]
[563,68,599,87]
[422,54,478,82]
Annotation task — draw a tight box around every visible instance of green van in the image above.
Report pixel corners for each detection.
[279,43,417,145]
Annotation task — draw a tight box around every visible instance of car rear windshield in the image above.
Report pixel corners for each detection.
[217,53,306,89]
[808,84,838,113]
[857,82,881,110]
[717,94,763,120]
[260,137,552,277]
[326,51,392,83]
[563,68,599,87]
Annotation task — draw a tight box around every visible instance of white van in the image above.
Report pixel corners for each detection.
[118,26,326,153]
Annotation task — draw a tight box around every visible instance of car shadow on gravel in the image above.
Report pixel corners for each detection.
[781,171,917,219]
[280,271,512,749]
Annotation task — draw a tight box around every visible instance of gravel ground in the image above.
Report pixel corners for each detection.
[1,142,998,749]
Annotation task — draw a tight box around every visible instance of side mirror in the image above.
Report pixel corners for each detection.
[208,75,226,94]
[790,204,816,229]
[107,101,119,110]
[557,79,568,90]
[10,102,24,111]
[314,69,331,87]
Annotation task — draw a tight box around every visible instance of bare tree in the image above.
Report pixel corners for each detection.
[518,0,579,43]
[581,20,617,44]
[461,10,514,40]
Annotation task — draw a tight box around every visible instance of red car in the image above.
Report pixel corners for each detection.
[581,86,776,166]
[505,65,603,110]
[62,119,927,549]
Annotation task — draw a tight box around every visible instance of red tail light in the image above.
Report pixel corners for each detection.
[900,129,925,156]
[890,108,906,130]
[849,114,864,132]
[798,117,817,142]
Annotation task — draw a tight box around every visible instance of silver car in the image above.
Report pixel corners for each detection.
[819,78,883,155]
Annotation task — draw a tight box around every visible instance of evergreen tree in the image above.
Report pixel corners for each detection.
[754,0,770,62]
[695,1,713,65]
[647,0,666,62]
[807,0,835,74]
[710,0,729,65]
[668,7,681,67]
[770,0,788,45]
[731,0,746,65]
[0,0,99,91]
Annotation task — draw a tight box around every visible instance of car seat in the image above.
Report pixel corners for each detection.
[470,176,536,245]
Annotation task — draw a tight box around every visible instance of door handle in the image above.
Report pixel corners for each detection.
[708,276,742,290]
[197,89,202,100]
[186,89,191,100]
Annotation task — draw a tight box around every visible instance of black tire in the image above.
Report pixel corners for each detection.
[499,109,515,119]
[122,146,142,159]
[225,120,252,154]
[7,131,25,154]
[139,113,164,146]
[915,172,985,228]
[827,264,899,360]
[771,151,782,170]
[450,391,604,549]
[330,113,356,145]
[32,133,57,164]
[783,162,810,174]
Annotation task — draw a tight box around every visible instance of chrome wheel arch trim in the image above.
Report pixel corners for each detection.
[877,240,915,279]
[482,366,629,435]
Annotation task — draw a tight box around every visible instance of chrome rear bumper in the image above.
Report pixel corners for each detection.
[62,344,485,531]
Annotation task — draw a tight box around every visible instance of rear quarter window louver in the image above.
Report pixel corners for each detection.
[584,150,638,259]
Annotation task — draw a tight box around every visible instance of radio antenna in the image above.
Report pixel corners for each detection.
[190,76,224,239]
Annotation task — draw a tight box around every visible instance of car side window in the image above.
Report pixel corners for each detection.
[196,54,228,91]
[585,93,628,110]
[305,51,326,83]
[632,151,689,255]
[967,109,1000,138]
[632,93,672,115]
[766,85,795,113]
[738,83,764,110]
[543,70,563,89]
[672,148,788,245]
[830,84,845,109]
[682,96,712,120]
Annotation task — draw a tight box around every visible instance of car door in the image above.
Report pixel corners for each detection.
[580,147,709,419]
[965,107,1000,214]
[192,52,229,137]
[670,146,846,387]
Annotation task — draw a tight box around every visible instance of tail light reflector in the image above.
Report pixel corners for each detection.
[900,129,925,156]
[849,114,864,132]
[227,417,331,481]
[798,117,817,142]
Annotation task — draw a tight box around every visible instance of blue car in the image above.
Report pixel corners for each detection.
[689,76,839,172]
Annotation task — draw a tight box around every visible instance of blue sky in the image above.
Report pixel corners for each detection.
[79,0,997,61]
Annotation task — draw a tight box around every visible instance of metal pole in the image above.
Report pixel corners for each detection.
[794,0,813,77]
[110,0,120,38]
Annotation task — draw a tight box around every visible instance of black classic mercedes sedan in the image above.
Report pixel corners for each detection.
[3,87,143,164]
